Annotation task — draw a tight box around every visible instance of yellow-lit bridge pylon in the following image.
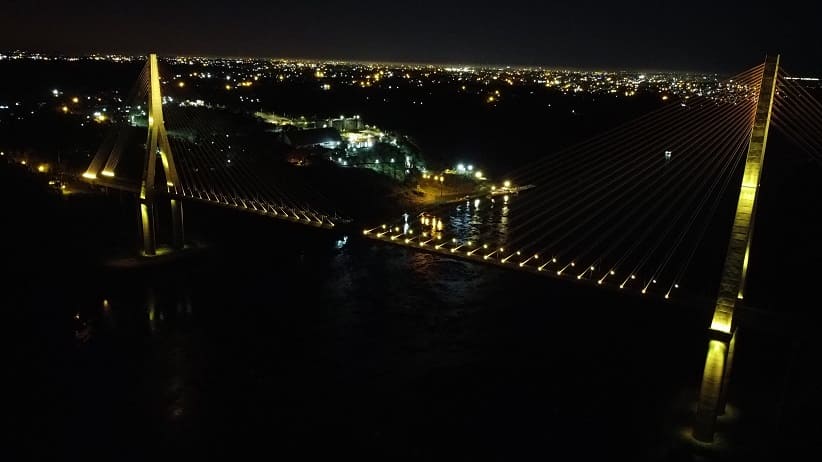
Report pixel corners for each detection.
[693,54,780,442]
[83,53,184,255]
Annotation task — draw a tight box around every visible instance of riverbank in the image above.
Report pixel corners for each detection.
[292,162,488,222]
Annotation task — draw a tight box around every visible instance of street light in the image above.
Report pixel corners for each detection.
[439,175,444,199]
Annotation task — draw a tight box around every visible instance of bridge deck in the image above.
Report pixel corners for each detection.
[80,176,338,230]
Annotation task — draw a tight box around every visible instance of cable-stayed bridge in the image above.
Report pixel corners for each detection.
[79,54,822,442]
[82,54,344,256]
[368,62,776,299]
[361,55,822,440]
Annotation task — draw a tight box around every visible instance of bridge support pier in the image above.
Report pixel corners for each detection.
[717,328,737,415]
[171,198,185,250]
[693,328,736,441]
[140,200,157,256]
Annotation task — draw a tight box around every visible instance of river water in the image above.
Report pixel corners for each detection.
[6,155,821,461]
[7,194,777,461]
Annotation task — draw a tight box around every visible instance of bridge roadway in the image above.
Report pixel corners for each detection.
[80,175,339,230]
[361,224,681,301]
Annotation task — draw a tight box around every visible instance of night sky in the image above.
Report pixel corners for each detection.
[2,0,820,73]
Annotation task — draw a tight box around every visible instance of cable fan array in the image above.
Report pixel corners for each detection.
[772,69,822,165]
[366,64,767,300]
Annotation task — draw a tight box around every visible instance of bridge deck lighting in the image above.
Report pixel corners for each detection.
[82,172,97,180]
[504,180,511,188]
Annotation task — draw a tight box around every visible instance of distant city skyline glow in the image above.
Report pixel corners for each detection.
[1,0,820,73]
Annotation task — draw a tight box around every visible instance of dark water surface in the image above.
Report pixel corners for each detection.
[7,194,817,461]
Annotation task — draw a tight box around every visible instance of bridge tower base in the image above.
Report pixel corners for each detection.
[139,200,157,256]
[171,199,185,250]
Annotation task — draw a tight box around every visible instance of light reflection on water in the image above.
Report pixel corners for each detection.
[36,230,714,459]
[368,190,706,300]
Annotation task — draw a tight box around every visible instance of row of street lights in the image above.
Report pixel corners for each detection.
[422,173,446,198]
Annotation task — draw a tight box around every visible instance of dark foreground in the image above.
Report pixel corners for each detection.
[4,188,818,461]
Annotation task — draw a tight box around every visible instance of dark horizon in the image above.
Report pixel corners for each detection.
[2,48,753,75]
[2,0,820,74]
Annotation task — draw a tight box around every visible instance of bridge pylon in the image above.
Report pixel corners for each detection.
[693,54,780,442]
[138,53,184,255]
[83,53,184,255]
